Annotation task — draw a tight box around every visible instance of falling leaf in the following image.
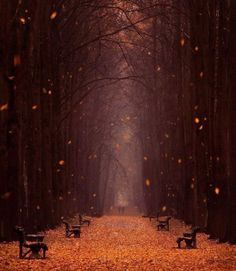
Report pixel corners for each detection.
[215,187,220,195]
[1,192,12,200]
[0,104,8,111]
[8,75,15,80]
[14,54,21,66]
[58,160,65,166]
[19,17,26,24]
[162,206,167,212]
[199,125,204,130]
[50,11,57,20]
[194,117,200,124]
[180,38,185,46]
[32,105,38,110]
[145,179,151,186]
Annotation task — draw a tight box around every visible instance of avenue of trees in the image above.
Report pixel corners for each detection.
[0,0,235,244]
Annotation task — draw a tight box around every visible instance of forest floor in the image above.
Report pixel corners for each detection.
[0,216,236,271]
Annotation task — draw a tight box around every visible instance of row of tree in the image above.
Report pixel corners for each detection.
[1,0,236,244]
[135,0,236,243]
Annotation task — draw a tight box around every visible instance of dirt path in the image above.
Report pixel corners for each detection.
[0,216,236,271]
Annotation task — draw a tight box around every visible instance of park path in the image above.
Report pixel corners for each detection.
[0,216,236,271]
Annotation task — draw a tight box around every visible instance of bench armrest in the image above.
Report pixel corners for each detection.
[183,233,193,238]
[26,234,44,242]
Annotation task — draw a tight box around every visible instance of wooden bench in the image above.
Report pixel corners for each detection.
[142,213,159,222]
[14,226,48,259]
[157,216,171,231]
[79,214,91,226]
[62,221,81,238]
[176,226,201,249]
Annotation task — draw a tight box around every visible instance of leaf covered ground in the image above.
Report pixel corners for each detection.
[0,216,236,271]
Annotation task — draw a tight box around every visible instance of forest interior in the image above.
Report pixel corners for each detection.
[0,0,236,270]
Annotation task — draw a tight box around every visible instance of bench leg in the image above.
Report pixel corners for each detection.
[185,239,196,249]
[177,238,183,248]
[74,231,80,238]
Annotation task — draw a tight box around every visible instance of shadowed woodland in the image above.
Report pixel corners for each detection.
[0,0,236,267]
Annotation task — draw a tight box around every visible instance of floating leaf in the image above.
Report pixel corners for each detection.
[0,104,8,111]
[58,160,65,166]
[180,38,185,46]
[19,17,26,24]
[194,117,200,124]
[50,11,57,20]
[145,179,151,186]
[1,192,12,200]
[199,125,204,130]
[215,187,220,195]
[162,206,167,212]
[32,105,38,110]
[14,54,21,66]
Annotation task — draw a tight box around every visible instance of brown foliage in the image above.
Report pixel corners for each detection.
[0,216,235,271]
